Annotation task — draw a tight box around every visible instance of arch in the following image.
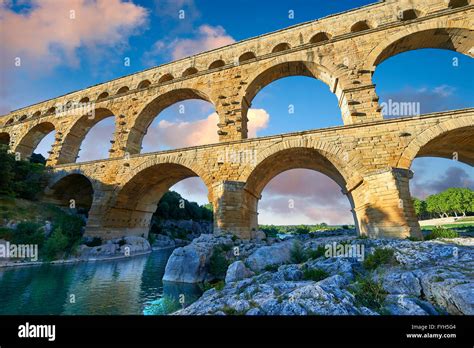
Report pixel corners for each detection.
[103,161,212,237]
[239,52,257,63]
[272,43,291,53]
[242,60,340,136]
[159,73,174,83]
[15,122,55,159]
[19,115,27,122]
[242,143,361,234]
[398,9,422,21]
[350,20,371,33]
[97,92,109,101]
[448,0,469,8]
[79,97,90,103]
[397,117,474,169]
[137,80,151,89]
[209,59,225,70]
[45,173,94,212]
[182,67,198,77]
[367,27,474,68]
[44,107,56,116]
[5,118,14,125]
[56,108,115,164]
[310,32,332,44]
[0,132,10,146]
[116,86,130,95]
[32,111,41,118]
[125,88,214,155]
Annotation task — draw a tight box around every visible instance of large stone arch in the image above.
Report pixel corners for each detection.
[125,88,215,155]
[15,122,55,160]
[366,25,473,69]
[241,60,340,138]
[57,107,116,164]
[43,171,96,213]
[397,116,474,169]
[99,157,212,239]
[219,140,364,237]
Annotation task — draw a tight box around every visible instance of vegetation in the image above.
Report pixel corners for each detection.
[413,188,474,219]
[154,191,213,221]
[0,147,50,200]
[209,246,229,278]
[363,248,397,270]
[302,267,329,281]
[425,226,459,240]
[350,276,388,312]
[259,223,347,237]
[306,245,326,260]
[290,240,308,264]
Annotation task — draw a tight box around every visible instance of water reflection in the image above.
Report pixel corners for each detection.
[0,249,202,315]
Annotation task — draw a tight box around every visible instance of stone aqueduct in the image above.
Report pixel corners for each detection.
[0,0,473,240]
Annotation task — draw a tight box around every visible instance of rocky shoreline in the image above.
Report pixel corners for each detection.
[0,236,152,268]
[159,230,473,315]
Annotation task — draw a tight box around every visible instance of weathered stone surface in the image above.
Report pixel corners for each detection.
[246,241,293,271]
[163,234,234,283]
[0,0,471,241]
[225,261,254,283]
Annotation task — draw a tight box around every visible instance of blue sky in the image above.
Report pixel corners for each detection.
[2,0,473,225]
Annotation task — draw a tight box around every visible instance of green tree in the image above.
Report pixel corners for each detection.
[412,197,427,218]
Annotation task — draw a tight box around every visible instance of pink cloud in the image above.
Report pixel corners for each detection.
[259,169,354,225]
[143,108,270,151]
[146,24,235,61]
[1,0,148,70]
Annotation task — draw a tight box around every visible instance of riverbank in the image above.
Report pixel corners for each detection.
[155,229,473,316]
[0,235,152,268]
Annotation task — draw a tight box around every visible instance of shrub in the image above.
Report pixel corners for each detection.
[295,225,310,235]
[12,221,45,246]
[350,276,387,312]
[290,240,308,264]
[42,227,69,260]
[425,226,459,240]
[0,227,14,241]
[209,247,229,278]
[118,238,126,247]
[302,268,329,281]
[363,248,397,270]
[264,264,280,272]
[147,233,156,245]
[306,245,326,260]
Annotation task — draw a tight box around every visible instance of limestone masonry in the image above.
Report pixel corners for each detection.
[0,0,472,240]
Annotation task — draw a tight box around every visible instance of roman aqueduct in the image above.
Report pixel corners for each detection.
[0,0,472,240]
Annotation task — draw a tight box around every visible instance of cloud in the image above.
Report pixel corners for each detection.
[143,108,269,151]
[259,169,353,225]
[144,24,235,64]
[411,166,474,199]
[0,0,148,71]
[382,85,468,117]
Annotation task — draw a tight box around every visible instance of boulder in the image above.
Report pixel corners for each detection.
[225,261,254,283]
[246,240,293,271]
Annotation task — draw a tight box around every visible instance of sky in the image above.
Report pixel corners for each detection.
[1,0,473,226]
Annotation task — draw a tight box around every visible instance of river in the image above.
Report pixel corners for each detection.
[0,248,202,315]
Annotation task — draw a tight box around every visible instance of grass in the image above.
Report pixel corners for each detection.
[421,222,474,230]
[350,276,388,312]
[425,226,459,240]
[290,241,308,264]
[363,248,397,270]
[302,268,329,281]
[306,245,327,260]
